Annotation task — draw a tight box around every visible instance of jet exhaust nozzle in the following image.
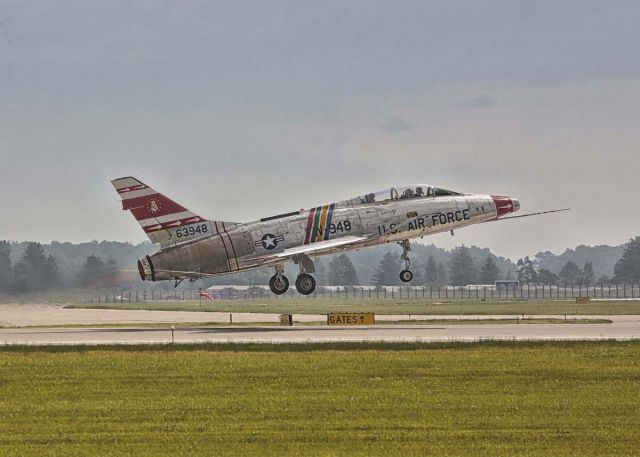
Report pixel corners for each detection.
[137,256,155,282]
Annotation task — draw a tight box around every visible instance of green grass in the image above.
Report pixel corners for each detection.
[69,298,640,315]
[1,341,639,456]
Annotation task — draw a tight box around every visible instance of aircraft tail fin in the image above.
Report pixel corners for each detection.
[111,176,237,246]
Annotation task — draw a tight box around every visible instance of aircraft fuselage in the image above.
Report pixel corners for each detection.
[137,192,518,285]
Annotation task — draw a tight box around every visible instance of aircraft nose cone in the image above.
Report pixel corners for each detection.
[491,195,519,217]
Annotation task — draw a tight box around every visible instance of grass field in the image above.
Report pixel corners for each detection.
[1,341,639,456]
[69,298,640,315]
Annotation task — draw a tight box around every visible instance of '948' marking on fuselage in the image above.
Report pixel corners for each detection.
[304,203,342,244]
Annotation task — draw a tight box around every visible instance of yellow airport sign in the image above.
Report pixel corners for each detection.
[327,312,375,326]
[576,297,591,304]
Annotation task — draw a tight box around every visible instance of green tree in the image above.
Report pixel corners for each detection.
[480,256,499,284]
[314,258,328,286]
[78,255,107,286]
[371,252,401,286]
[423,256,439,284]
[559,261,582,284]
[537,268,559,285]
[12,242,59,292]
[516,257,538,283]
[437,263,448,284]
[328,254,359,286]
[0,241,12,292]
[613,237,640,283]
[582,262,595,286]
[448,245,476,286]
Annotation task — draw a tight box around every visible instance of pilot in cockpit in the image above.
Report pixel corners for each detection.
[401,188,415,199]
[364,193,376,203]
[415,186,424,197]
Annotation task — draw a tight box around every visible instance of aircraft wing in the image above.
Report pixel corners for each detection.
[257,235,370,261]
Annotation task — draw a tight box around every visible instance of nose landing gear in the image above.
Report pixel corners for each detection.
[398,239,414,283]
[399,269,414,283]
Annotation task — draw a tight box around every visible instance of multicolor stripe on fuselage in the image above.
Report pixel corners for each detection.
[303,203,335,244]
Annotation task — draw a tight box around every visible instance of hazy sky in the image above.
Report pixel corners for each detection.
[1,1,639,260]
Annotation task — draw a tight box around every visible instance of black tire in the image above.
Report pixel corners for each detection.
[399,269,413,283]
[295,273,316,295]
[269,274,289,295]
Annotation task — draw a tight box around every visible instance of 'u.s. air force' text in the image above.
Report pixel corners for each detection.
[377,209,471,235]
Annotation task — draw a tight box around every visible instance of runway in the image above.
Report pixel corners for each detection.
[2,304,640,345]
[2,319,640,345]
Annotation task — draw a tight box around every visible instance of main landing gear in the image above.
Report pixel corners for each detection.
[398,239,414,283]
[269,264,289,295]
[269,254,317,295]
[295,273,316,295]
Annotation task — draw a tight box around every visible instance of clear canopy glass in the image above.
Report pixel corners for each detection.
[339,185,462,206]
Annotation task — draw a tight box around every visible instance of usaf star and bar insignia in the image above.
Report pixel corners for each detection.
[255,233,285,250]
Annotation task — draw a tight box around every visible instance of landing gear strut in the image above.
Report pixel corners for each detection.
[294,253,316,295]
[398,240,414,283]
[269,264,289,295]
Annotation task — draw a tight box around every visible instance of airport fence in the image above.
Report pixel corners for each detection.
[88,284,640,303]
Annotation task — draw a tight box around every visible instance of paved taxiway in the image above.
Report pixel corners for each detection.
[2,318,640,344]
[1,304,640,344]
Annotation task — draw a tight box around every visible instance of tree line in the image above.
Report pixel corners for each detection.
[514,237,640,286]
[370,246,506,286]
[0,241,119,293]
[1,237,640,293]
[369,237,640,286]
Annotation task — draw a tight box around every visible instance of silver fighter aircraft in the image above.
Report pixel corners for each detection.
[111,177,567,295]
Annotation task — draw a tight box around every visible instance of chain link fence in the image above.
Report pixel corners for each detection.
[88,284,640,303]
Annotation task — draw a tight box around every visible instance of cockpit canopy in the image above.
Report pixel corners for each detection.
[339,185,462,206]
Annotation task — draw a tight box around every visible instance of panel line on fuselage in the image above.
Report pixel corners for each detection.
[221,222,240,271]
[214,221,232,271]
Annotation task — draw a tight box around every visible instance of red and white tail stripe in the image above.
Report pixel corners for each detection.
[111,176,209,245]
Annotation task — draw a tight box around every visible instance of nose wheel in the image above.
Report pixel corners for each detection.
[398,240,414,283]
[269,264,289,295]
[399,269,413,283]
[295,273,316,295]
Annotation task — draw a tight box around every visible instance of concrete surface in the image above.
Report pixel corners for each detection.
[2,304,640,345]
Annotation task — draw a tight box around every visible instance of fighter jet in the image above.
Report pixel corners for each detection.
[111,177,567,295]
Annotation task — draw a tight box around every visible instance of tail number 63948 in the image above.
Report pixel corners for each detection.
[175,224,208,238]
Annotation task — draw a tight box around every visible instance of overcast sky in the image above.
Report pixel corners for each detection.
[1,1,639,260]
